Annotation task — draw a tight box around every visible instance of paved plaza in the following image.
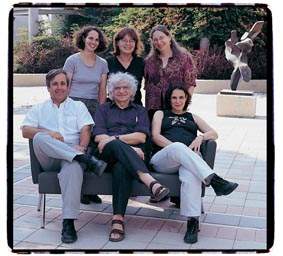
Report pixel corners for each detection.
[12,86,268,251]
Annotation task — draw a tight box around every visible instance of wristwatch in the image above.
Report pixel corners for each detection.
[115,135,120,140]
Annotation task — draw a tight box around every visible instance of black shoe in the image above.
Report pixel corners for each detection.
[184,218,199,244]
[81,195,102,204]
[170,196,180,208]
[87,156,107,176]
[210,174,238,196]
[74,154,107,176]
[89,194,102,204]
[61,219,77,243]
[80,195,90,205]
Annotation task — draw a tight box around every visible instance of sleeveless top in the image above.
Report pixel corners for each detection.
[152,110,198,155]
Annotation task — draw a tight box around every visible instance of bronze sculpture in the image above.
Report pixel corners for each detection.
[225,21,264,90]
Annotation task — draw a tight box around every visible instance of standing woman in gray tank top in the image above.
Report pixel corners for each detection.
[63,26,109,205]
[63,25,109,119]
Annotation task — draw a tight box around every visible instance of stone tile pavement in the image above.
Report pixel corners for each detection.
[11,87,268,252]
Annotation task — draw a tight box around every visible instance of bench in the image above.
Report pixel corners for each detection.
[28,139,217,228]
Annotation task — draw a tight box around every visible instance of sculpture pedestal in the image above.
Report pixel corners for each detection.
[216,90,256,118]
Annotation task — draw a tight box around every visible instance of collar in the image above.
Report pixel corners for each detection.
[110,100,137,109]
[48,97,70,108]
[156,48,180,62]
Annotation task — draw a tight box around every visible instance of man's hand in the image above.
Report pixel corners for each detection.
[98,136,115,153]
[131,146,145,160]
[188,135,203,153]
[74,145,87,153]
[48,131,64,142]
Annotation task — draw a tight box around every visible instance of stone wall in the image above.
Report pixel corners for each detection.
[13,74,267,93]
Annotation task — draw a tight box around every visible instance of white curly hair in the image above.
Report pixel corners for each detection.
[107,72,138,101]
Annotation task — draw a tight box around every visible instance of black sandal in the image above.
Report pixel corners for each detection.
[149,180,170,202]
[109,219,125,242]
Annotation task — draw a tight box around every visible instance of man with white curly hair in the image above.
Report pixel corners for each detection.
[92,72,170,242]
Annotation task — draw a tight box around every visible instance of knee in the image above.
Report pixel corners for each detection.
[33,132,48,147]
[106,139,123,150]
[168,142,188,155]
[172,142,187,150]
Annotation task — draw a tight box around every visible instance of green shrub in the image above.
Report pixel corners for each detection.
[192,45,267,80]
[14,26,267,79]
[14,35,76,73]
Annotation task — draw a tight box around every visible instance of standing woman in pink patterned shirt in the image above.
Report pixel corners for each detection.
[144,25,198,121]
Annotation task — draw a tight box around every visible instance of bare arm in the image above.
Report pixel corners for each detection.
[75,125,91,152]
[192,114,218,140]
[22,126,64,141]
[98,74,107,104]
[95,134,111,143]
[119,132,146,145]
[95,132,146,153]
[66,72,73,87]
[22,126,48,139]
[151,110,173,148]
[188,114,217,152]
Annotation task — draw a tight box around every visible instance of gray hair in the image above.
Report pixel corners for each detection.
[46,69,69,88]
[107,72,137,101]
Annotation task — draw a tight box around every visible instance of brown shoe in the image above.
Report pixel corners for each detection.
[149,180,170,202]
[109,219,125,242]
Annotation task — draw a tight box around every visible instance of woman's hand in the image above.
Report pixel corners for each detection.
[131,146,145,160]
[188,135,204,153]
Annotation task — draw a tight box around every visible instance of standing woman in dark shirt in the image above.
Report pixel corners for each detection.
[107,27,144,105]
[144,25,198,121]
[150,86,238,244]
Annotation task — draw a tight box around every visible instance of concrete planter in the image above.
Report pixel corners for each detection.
[13,73,267,93]
[195,79,266,93]
[14,73,46,87]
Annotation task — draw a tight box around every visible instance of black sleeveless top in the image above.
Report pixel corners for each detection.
[152,110,198,155]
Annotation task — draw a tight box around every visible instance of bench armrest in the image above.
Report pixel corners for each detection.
[201,140,217,169]
[29,139,43,184]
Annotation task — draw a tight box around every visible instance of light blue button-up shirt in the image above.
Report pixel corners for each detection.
[21,97,94,145]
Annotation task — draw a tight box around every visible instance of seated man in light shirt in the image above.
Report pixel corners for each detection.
[21,69,107,244]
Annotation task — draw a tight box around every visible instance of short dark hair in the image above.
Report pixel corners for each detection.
[113,27,144,56]
[46,69,69,88]
[164,84,192,111]
[74,26,107,52]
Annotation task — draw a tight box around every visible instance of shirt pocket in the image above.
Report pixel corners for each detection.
[64,115,78,130]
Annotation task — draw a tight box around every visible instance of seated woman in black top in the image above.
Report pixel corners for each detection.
[107,27,144,105]
[150,86,238,244]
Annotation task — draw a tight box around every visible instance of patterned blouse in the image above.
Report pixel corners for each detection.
[144,51,197,110]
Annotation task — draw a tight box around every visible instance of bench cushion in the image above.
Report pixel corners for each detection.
[38,171,181,196]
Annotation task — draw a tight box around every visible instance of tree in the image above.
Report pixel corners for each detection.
[14,6,269,78]
[51,7,123,36]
